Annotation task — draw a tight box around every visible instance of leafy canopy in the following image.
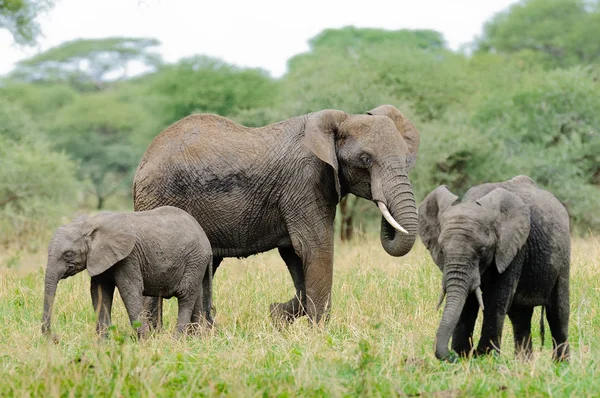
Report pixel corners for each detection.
[476,0,600,67]
[12,37,162,90]
[0,0,55,45]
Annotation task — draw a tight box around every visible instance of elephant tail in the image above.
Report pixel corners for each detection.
[540,306,545,350]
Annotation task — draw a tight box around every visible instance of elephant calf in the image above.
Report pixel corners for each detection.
[42,206,213,338]
[419,175,570,362]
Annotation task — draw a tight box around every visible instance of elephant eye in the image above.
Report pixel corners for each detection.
[63,250,76,260]
[360,154,372,168]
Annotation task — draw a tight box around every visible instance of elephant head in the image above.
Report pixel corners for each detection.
[302,105,420,256]
[41,214,136,336]
[418,186,530,361]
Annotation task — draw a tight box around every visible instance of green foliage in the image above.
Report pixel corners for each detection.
[0,82,77,117]
[471,66,600,231]
[0,95,41,141]
[0,98,78,246]
[280,50,401,116]
[0,0,54,45]
[308,26,445,52]
[139,56,278,127]
[410,114,506,202]
[284,28,471,121]
[477,0,600,68]
[12,37,162,90]
[49,92,158,209]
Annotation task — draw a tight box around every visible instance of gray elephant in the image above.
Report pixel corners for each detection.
[133,105,420,325]
[418,175,570,362]
[41,206,213,337]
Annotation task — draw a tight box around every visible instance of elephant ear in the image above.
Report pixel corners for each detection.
[85,214,137,277]
[302,109,348,201]
[418,186,458,268]
[476,188,530,274]
[367,105,420,169]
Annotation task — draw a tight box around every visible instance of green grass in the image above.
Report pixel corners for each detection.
[1,236,599,397]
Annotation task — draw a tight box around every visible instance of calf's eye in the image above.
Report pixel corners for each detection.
[64,250,76,259]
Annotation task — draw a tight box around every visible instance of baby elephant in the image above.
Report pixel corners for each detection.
[419,175,570,362]
[41,206,213,338]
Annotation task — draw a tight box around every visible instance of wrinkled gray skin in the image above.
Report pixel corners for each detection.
[41,206,213,338]
[133,105,420,325]
[419,176,570,362]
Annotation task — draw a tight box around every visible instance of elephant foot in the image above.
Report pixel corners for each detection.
[269,302,300,327]
[174,322,205,337]
[438,352,459,363]
[451,345,475,359]
[474,346,500,358]
[552,343,569,362]
[137,327,151,340]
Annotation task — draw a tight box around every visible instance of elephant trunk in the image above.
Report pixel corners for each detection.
[42,269,59,336]
[378,175,418,257]
[435,265,470,361]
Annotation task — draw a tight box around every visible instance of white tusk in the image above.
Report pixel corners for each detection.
[475,286,484,312]
[377,201,409,234]
[436,287,446,311]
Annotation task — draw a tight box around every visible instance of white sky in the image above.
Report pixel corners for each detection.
[0,0,518,77]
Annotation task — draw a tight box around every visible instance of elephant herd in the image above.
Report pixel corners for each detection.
[41,105,570,362]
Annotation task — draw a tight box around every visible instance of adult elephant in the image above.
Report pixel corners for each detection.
[133,105,420,325]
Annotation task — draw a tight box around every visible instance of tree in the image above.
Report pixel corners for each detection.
[0,82,77,117]
[12,37,163,90]
[284,27,471,121]
[49,92,158,209]
[139,55,278,126]
[307,26,446,52]
[470,66,600,231]
[476,0,600,68]
[0,0,55,45]
[0,98,79,246]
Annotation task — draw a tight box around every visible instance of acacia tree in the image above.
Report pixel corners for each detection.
[0,0,55,45]
[12,37,163,90]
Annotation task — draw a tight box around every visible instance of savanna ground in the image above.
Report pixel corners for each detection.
[1,233,599,397]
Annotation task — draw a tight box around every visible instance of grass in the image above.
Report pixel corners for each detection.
[1,234,600,397]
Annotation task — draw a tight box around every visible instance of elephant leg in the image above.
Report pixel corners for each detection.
[142,296,163,331]
[90,276,115,337]
[202,259,215,326]
[303,251,333,325]
[294,232,334,326]
[192,256,213,328]
[204,256,221,321]
[476,285,513,356]
[175,294,196,335]
[451,293,479,357]
[190,289,205,334]
[270,247,306,324]
[117,283,148,339]
[508,305,534,359]
[212,256,223,277]
[545,274,570,361]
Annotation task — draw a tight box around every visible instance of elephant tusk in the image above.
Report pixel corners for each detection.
[377,201,408,234]
[475,286,484,312]
[436,286,446,311]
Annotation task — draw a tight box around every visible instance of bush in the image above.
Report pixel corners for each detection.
[0,99,80,248]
